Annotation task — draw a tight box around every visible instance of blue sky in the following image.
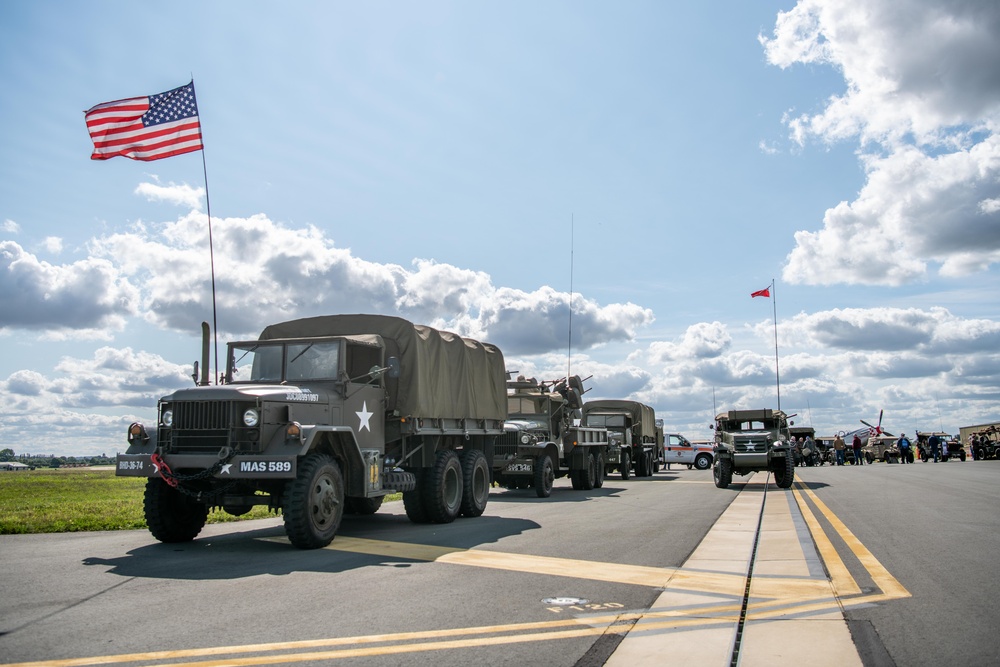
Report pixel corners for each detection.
[2,0,999,455]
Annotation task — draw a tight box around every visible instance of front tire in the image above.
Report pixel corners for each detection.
[534,455,555,498]
[620,451,631,480]
[459,449,490,517]
[774,454,795,489]
[694,454,712,471]
[714,459,732,489]
[282,454,345,549]
[144,478,209,543]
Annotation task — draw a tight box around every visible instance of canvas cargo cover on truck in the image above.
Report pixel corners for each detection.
[582,399,657,435]
[258,314,507,421]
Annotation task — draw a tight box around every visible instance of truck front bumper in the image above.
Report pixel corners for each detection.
[116,453,298,479]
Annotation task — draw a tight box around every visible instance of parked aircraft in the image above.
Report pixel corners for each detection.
[838,410,893,447]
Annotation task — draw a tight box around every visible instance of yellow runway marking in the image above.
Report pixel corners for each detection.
[268,535,753,596]
[792,485,862,596]
[795,484,910,600]
[3,484,910,667]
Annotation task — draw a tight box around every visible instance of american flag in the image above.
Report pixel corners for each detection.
[85,82,203,161]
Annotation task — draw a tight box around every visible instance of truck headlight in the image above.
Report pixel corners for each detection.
[161,409,173,427]
[520,434,532,445]
[243,409,260,427]
[128,422,149,444]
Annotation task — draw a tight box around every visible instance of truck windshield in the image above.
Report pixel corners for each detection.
[509,397,543,415]
[585,414,626,428]
[228,341,342,383]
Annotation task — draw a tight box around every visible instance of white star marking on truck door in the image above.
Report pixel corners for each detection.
[356,401,373,432]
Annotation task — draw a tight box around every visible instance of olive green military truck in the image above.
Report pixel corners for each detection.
[494,375,610,497]
[712,408,794,489]
[581,400,663,479]
[116,314,507,549]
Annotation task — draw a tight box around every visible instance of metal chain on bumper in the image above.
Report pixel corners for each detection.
[150,451,239,501]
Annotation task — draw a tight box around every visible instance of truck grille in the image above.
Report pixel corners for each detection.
[162,400,262,454]
[175,401,233,430]
[495,431,520,459]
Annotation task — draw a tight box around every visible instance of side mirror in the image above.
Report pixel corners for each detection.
[386,357,401,379]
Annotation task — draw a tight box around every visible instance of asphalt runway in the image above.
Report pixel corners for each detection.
[0,461,997,666]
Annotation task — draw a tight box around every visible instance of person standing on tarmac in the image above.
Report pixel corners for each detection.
[834,434,847,466]
[897,433,913,463]
[852,434,865,465]
[804,434,816,466]
[929,433,941,462]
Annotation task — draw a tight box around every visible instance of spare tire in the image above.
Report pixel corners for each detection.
[564,387,582,410]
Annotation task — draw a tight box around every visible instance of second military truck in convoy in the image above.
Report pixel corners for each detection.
[116,314,508,549]
[494,374,610,497]
[582,400,664,479]
[712,408,794,489]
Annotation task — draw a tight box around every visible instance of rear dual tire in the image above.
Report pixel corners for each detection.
[405,449,490,522]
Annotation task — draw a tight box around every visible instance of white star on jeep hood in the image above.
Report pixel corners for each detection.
[356,401,373,432]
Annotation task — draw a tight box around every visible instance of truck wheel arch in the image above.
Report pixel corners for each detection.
[303,427,366,497]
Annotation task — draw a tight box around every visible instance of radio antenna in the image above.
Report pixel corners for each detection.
[567,214,574,380]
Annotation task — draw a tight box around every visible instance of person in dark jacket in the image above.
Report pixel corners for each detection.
[852,434,865,465]
[928,433,941,462]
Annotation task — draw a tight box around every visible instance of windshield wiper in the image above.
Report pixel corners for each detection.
[288,343,314,365]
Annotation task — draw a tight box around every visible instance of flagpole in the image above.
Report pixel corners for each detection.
[568,214,574,381]
[193,78,219,385]
[201,151,219,384]
[771,278,780,411]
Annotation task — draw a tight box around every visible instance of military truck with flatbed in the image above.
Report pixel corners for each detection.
[712,408,794,489]
[116,314,507,549]
[581,400,663,479]
[494,374,610,497]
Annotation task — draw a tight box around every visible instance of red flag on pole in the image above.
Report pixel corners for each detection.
[85,82,203,161]
[751,287,770,298]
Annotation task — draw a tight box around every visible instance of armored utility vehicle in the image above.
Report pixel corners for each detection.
[712,408,794,489]
[864,435,901,463]
[494,375,609,497]
[117,314,507,549]
[582,400,663,479]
